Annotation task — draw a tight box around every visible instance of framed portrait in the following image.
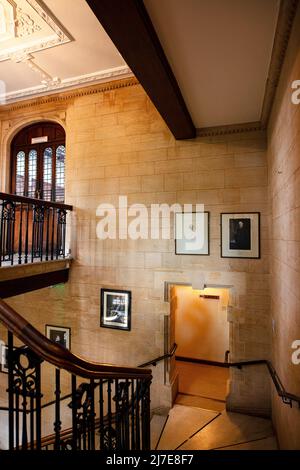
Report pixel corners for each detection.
[45,325,71,349]
[221,212,260,259]
[101,289,131,331]
[0,344,8,373]
[175,212,210,255]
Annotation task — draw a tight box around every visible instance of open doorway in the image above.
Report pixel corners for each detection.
[172,285,230,412]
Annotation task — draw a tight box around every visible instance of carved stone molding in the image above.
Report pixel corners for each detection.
[0,0,72,62]
[260,0,299,127]
[196,121,263,138]
[0,77,139,114]
[1,65,133,104]
[15,5,41,38]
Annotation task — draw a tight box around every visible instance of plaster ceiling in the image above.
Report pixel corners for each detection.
[0,0,132,104]
[144,0,280,128]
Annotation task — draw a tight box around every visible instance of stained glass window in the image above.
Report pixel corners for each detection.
[11,123,66,202]
[28,149,37,198]
[16,151,25,196]
[43,147,53,201]
[55,145,65,202]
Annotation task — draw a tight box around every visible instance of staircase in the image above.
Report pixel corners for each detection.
[0,299,152,451]
[151,405,278,450]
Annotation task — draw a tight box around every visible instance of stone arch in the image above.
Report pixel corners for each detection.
[0,115,66,192]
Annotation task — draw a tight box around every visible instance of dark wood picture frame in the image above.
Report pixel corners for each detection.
[220,212,261,259]
[100,288,131,331]
[175,211,210,255]
[45,325,71,350]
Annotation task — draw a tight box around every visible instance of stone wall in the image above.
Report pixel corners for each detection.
[0,78,270,413]
[267,4,300,449]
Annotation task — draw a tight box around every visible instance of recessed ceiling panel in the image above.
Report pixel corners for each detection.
[145,0,280,128]
[0,0,132,104]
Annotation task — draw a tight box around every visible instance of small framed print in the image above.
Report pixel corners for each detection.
[45,325,71,349]
[0,344,8,373]
[221,212,260,259]
[101,289,131,331]
[175,212,210,255]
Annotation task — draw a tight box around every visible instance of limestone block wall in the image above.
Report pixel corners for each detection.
[267,4,300,449]
[0,78,270,413]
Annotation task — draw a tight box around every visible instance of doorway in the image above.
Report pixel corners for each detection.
[172,285,230,412]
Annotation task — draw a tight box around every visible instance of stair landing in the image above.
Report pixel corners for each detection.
[153,405,278,450]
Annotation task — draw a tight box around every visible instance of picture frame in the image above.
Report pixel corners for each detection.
[175,212,210,255]
[220,212,260,259]
[0,343,8,374]
[45,325,71,350]
[100,288,131,331]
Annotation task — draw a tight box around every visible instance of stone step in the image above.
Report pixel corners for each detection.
[179,410,276,450]
[150,414,168,450]
[157,404,219,450]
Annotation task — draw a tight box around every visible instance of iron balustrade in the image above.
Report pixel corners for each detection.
[0,299,152,451]
[0,192,73,267]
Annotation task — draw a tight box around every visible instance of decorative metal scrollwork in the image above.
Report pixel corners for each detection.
[1,201,15,222]
[0,200,16,262]
[102,425,117,450]
[57,209,67,225]
[113,381,130,411]
[10,346,43,398]
[33,205,45,224]
[68,382,96,450]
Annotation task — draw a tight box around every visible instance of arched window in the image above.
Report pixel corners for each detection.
[11,122,66,202]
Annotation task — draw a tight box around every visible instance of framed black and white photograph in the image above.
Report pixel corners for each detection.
[101,289,131,331]
[221,212,260,259]
[175,212,210,255]
[0,344,8,373]
[45,325,71,349]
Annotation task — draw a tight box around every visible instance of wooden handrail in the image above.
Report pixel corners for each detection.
[0,192,73,211]
[0,299,151,380]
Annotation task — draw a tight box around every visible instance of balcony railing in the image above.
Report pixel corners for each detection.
[0,299,152,451]
[0,193,73,267]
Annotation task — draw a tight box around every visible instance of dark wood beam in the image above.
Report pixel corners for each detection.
[86,0,195,140]
[0,269,69,298]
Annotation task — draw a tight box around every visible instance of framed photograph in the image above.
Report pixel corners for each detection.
[0,344,8,373]
[45,325,71,349]
[175,212,210,255]
[101,289,131,331]
[221,212,260,259]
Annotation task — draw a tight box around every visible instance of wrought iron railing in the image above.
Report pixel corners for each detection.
[0,299,152,451]
[0,192,73,267]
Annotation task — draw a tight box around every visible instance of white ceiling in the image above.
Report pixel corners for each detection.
[0,0,131,103]
[144,0,280,128]
[0,0,281,131]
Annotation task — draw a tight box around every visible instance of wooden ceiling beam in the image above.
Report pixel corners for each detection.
[86,0,196,140]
